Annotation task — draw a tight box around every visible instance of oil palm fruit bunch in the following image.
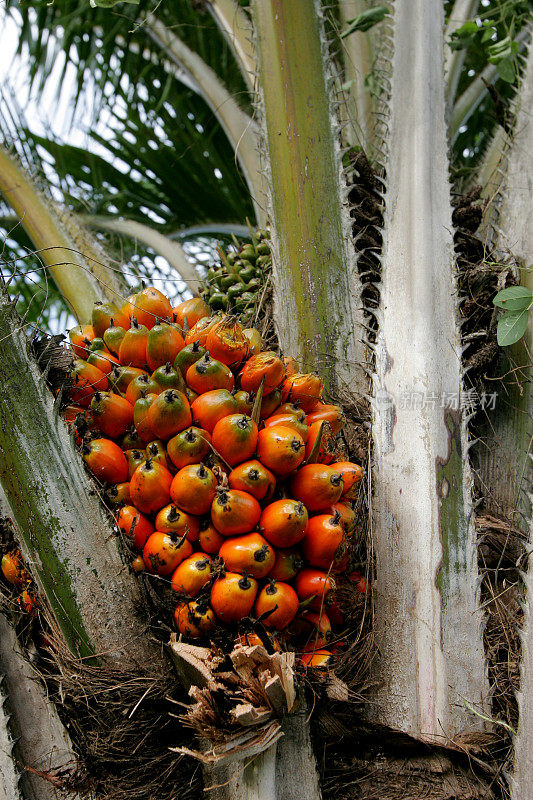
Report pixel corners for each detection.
[63,286,365,668]
[201,228,271,325]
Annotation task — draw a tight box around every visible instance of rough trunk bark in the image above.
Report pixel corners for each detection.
[0,613,85,800]
[0,287,166,672]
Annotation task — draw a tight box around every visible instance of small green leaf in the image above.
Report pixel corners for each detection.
[488,35,513,63]
[341,7,389,38]
[497,309,529,346]
[493,285,533,311]
[496,57,515,83]
[453,21,479,38]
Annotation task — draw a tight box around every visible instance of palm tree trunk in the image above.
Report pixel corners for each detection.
[370,0,488,742]
[0,285,165,672]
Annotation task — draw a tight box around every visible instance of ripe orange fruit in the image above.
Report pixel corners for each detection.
[210,572,258,623]
[154,504,199,542]
[256,426,305,476]
[291,610,331,646]
[1,550,29,589]
[299,649,332,668]
[290,464,343,511]
[211,489,261,536]
[218,533,275,579]
[143,531,192,576]
[212,414,258,467]
[301,511,344,570]
[306,403,345,435]
[228,460,276,501]
[205,317,248,367]
[82,438,128,484]
[118,320,149,369]
[133,392,158,444]
[146,322,185,372]
[255,581,299,630]
[186,353,234,394]
[264,410,308,443]
[92,300,130,338]
[69,324,95,359]
[170,464,217,515]
[171,553,212,596]
[281,373,324,412]
[191,389,237,433]
[116,505,154,550]
[68,360,109,406]
[330,461,363,497]
[259,499,308,548]
[184,314,222,347]
[295,568,332,610]
[174,599,215,638]
[131,286,173,330]
[268,546,304,581]
[173,297,210,329]
[240,351,285,396]
[105,481,131,506]
[146,389,192,440]
[90,391,134,438]
[130,458,173,514]
[198,519,225,554]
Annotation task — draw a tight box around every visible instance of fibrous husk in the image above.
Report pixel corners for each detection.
[169,639,298,765]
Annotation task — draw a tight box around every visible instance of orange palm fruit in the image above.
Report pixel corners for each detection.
[240,352,286,396]
[170,463,217,515]
[143,531,192,576]
[116,505,154,550]
[154,504,200,542]
[174,599,215,638]
[82,438,128,484]
[68,360,108,406]
[133,392,158,444]
[173,297,210,329]
[186,353,234,394]
[212,414,258,467]
[191,389,237,433]
[281,373,324,412]
[146,322,185,372]
[290,464,344,511]
[69,324,95,359]
[130,458,173,514]
[256,426,305,476]
[118,319,149,368]
[228,460,276,501]
[205,317,248,367]
[210,572,258,623]
[90,391,134,438]
[146,389,192,440]
[131,286,173,330]
[92,300,130,338]
[171,553,212,596]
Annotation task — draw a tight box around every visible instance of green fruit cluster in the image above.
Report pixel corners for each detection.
[201,229,271,325]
